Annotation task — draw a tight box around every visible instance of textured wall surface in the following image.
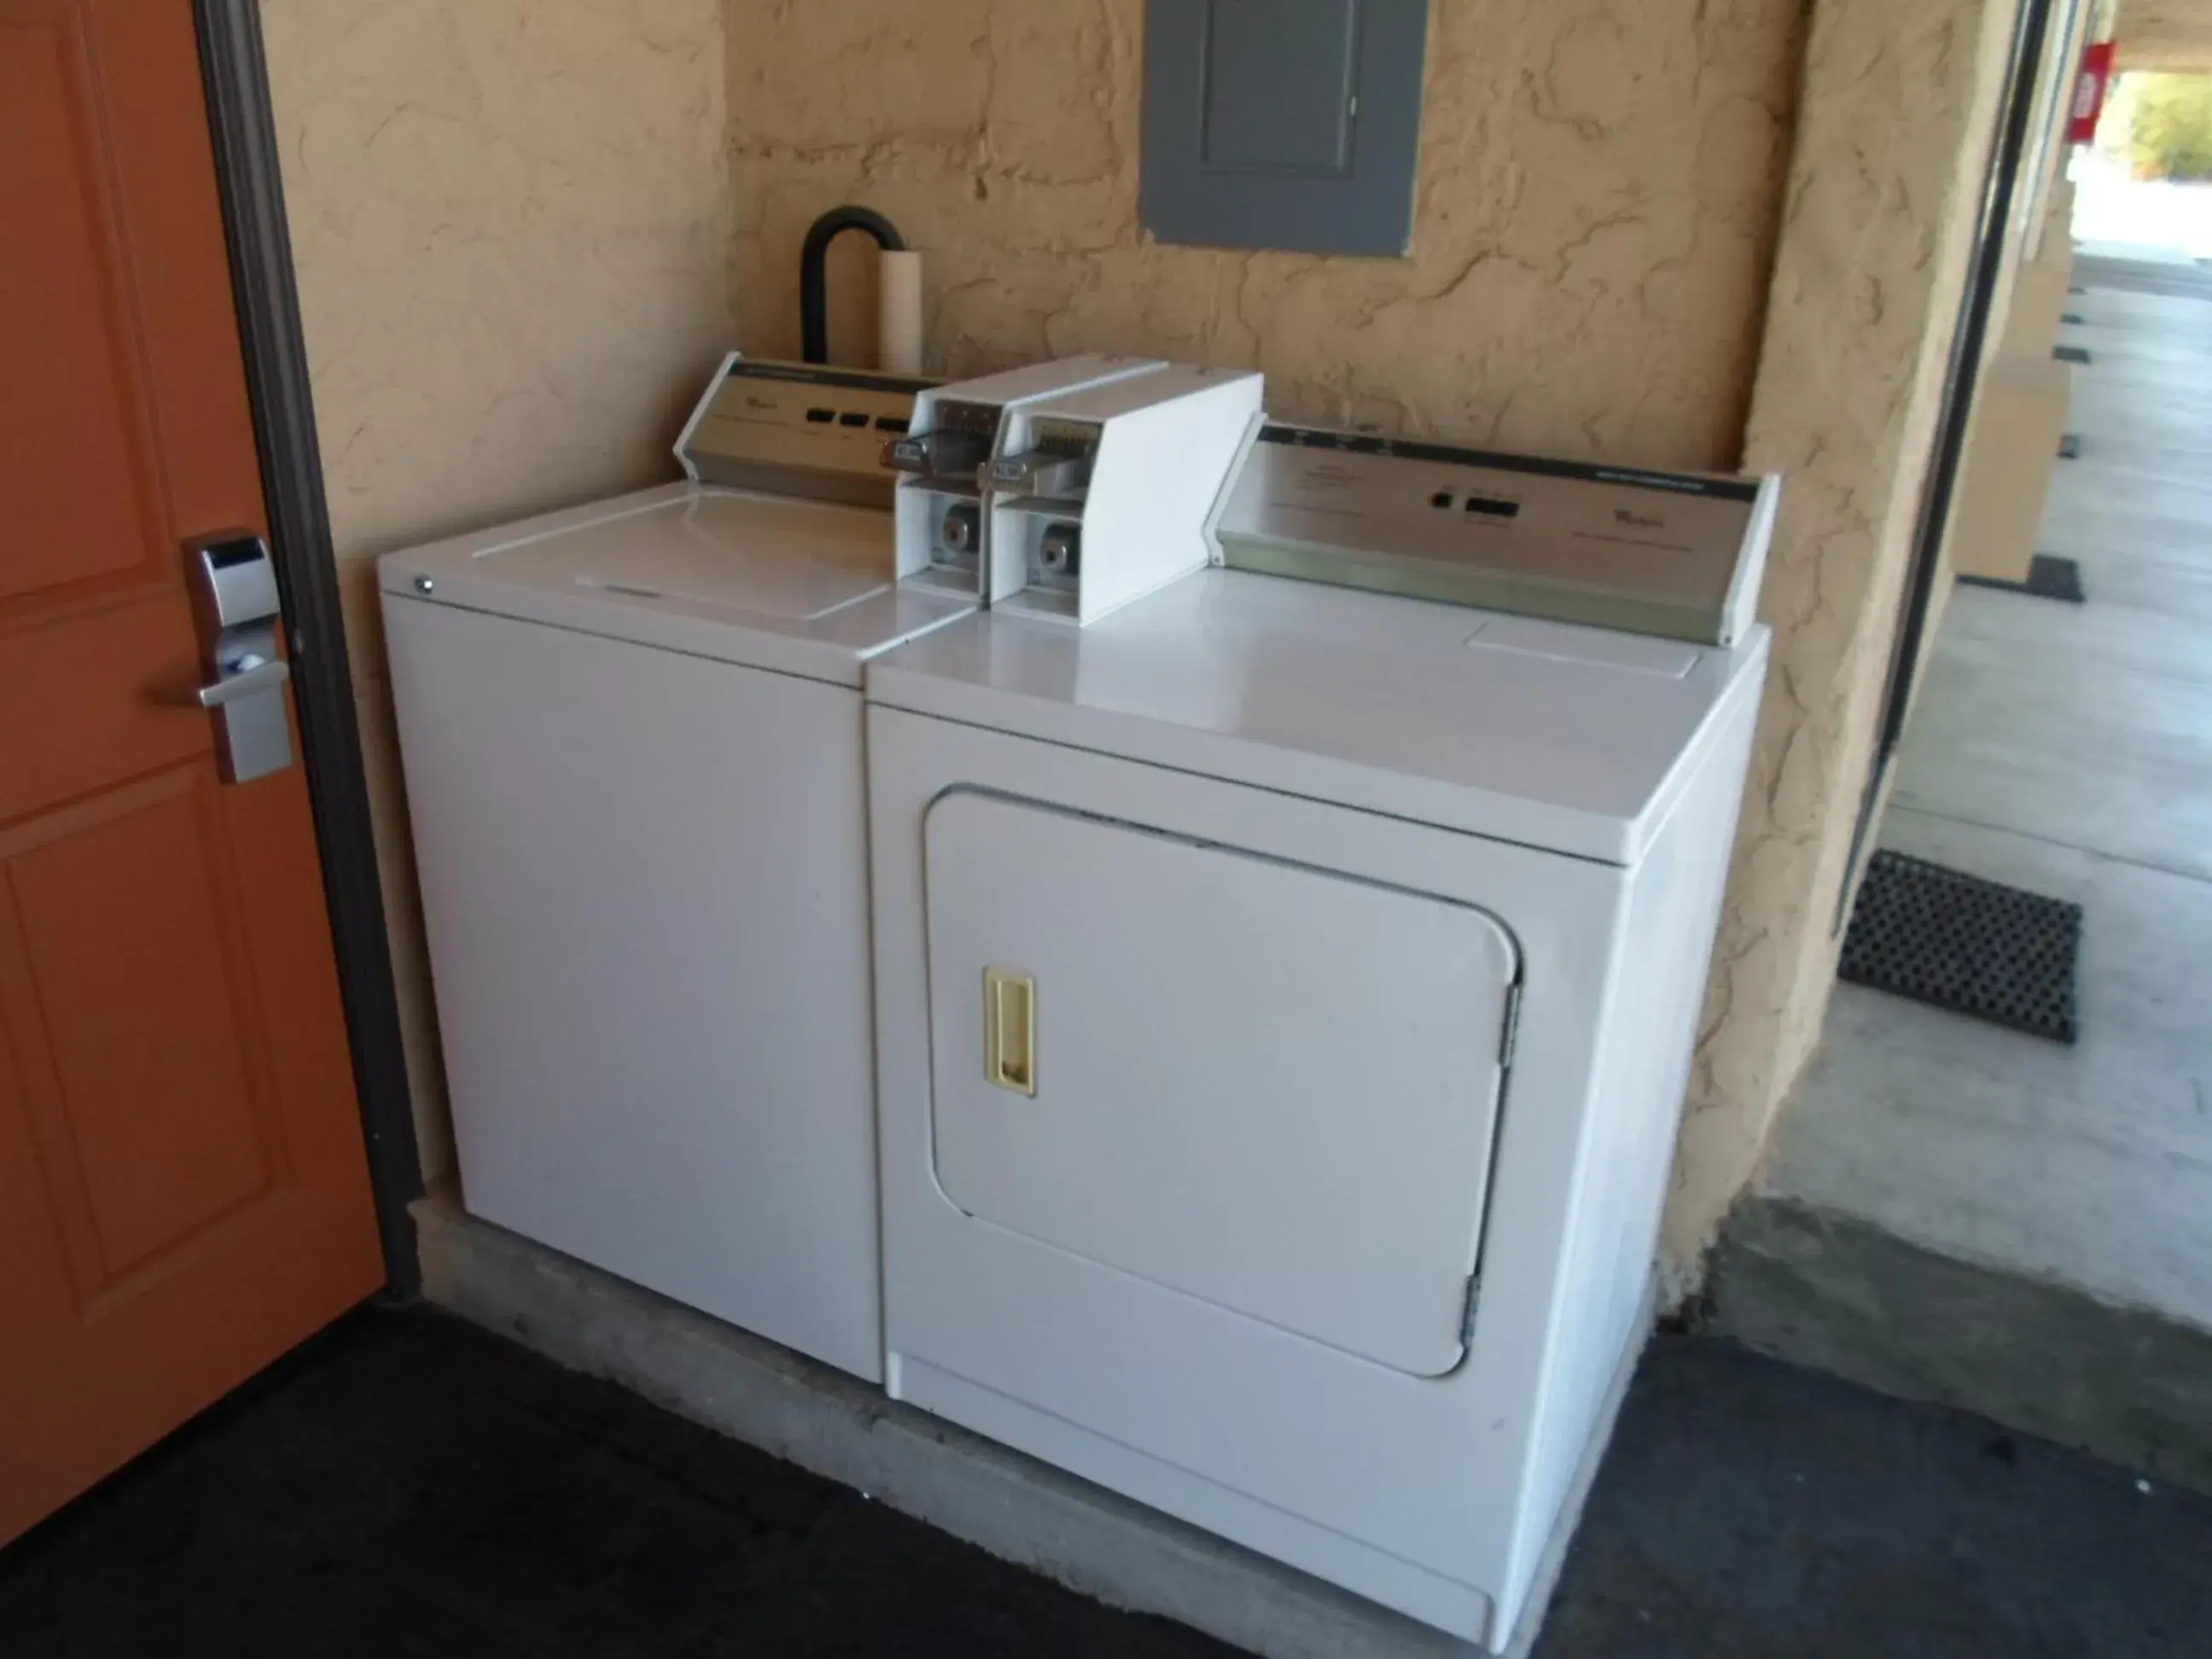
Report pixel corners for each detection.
[728,0,1804,473]
[264,0,732,1178]
[1664,0,2028,1271]
[2115,0,2212,69]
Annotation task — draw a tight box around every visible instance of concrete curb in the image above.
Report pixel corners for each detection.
[415,1196,1493,1656]
[1709,1194,2212,1496]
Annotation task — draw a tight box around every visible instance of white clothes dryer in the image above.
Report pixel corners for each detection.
[863,428,1778,1645]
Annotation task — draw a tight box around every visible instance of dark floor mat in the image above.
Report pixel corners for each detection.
[1960,553,2086,603]
[0,1308,1231,1659]
[2055,343,2093,365]
[1839,851,2082,1042]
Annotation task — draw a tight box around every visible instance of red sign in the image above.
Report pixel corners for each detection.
[2070,41,2116,144]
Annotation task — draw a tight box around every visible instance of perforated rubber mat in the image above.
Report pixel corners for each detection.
[1960,553,2086,603]
[1840,852,2081,1042]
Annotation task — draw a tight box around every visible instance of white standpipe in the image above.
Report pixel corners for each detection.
[879,249,925,375]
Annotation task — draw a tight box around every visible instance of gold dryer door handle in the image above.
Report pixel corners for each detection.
[982,968,1036,1097]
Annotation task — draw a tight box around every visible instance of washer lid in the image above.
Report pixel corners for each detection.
[866,568,1771,864]
[378,483,976,685]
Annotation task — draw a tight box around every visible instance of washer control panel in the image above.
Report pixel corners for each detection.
[677,358,935,509]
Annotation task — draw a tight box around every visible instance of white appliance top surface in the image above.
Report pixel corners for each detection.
[377,482,976,684]
[867,569,1771,863]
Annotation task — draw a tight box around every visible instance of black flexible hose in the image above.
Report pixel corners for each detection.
[800,207,907,365]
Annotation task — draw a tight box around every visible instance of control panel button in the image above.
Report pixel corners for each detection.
[840,411,870,428]
[875,415,911,433]
[1431,491,1455,510]
[805,408,835,423]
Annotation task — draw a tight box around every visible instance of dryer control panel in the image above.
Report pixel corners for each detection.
[1210,424,1781,647]
[676,355,939,509]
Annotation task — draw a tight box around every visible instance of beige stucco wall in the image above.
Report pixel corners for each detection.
[1665,0,2031,1267]
[2116,0,2212,70]
[728,0,1805,473]
[263,0,733,1180]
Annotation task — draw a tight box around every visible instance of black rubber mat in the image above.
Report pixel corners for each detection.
[1960,553,2086,603]
[0,1309,1233,1659]
[2055,344,2093,365]
[2059,432,2083,460]
[1839,852,2081,1042]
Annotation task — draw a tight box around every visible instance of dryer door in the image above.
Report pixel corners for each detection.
[923,789,1518,1378]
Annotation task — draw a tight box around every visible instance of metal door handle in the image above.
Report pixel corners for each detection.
[184,532,294,784]
[197,655,290,708]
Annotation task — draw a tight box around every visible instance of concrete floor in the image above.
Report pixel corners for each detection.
[1758,262,2212,1335]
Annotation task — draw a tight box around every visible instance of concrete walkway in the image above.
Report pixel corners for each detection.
[1714,257,2212,1481]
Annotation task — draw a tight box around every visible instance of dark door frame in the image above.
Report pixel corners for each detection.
[194,0,424,1295]
[1836,0,2063,933]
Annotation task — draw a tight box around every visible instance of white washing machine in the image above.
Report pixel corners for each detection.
[864,424,1779,1644]
[380,352,1158,1382]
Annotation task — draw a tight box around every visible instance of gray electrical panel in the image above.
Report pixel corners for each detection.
[1140,0,1428,258]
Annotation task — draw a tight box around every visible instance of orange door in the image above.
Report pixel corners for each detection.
[0,0,384,1541]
